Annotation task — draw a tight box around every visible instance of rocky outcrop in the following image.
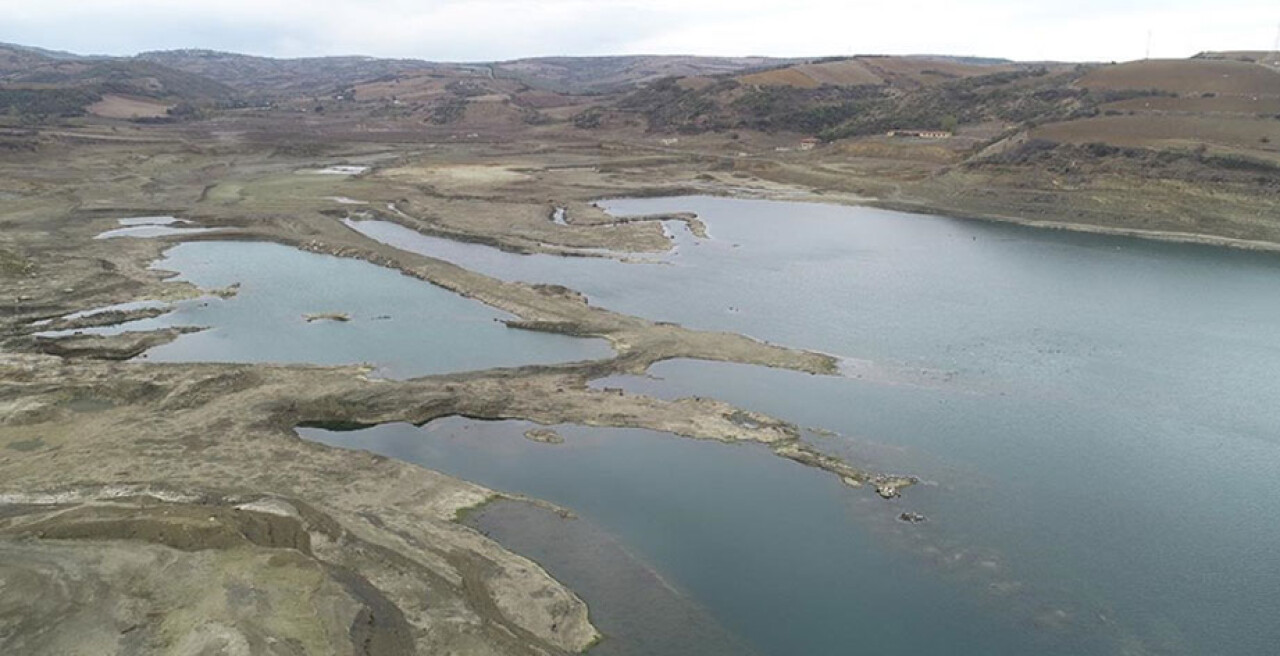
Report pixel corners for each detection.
[523,428,565,444]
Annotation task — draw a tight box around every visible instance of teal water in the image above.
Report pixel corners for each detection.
[335,196,1280,655]
[103,241,613,377]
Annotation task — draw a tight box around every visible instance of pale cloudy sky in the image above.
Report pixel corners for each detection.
[0,0,1276,62]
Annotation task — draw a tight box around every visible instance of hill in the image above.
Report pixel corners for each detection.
[0,44,237,121]
[735,55,1022,90]
[136,49,448,94]
[1077,59,1280,96]
[1196,51,1280,68]
[134,51,794,97]
[597,63,1091,137]
[497,55,796,94]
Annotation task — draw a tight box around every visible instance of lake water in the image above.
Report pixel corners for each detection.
[93,241,613,377]
[302,419,1079,656]
[323,196,1280,655]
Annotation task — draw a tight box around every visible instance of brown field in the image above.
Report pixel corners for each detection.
[859,57,1017,85]
[352,71,510,103]
[677,75,717,91]
[455,98,533,129]
[1198,51,1280,66]
[735,57,1020,89]
[1032,114,1280,154]
[798,60,884,86]
[85,94,171,119]
[1078,59,1280,96]
[836,138,960,163]
[1103,95,1280,115]
[739,66,823,88]
[513,88,582,108]
[739,60,883,88]
[352,74,443,102]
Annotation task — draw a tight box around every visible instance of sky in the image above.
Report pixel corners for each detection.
[0,0,1276,63]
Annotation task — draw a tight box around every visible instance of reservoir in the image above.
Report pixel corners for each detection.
[320,197,1280,655]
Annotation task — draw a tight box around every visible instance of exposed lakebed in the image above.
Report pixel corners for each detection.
[323,196,1280,655]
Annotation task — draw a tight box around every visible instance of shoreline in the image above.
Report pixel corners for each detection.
[867,198,1280,254]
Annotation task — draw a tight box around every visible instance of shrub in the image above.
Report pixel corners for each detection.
[0,88,99,120]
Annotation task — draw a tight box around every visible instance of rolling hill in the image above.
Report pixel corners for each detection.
[492,55,797,94]
[1077,58,1280,96]
[0,44,237,120]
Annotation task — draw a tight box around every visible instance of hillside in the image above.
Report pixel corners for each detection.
[1,41,1276,247]
[591,55,1279,161]
[134,50,795,97]
[136,49,449,94]
[0,44,237,120]
[1196,50,1280,68]
[493,55,796,94]
[594,63,1092,138]
[735,55,1022,90]
[1077,59,1280,96]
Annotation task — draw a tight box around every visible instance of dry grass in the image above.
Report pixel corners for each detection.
[676,76,717,91]
[739,66,823,88]
[1031,114,1280,156]
[513,89,583,108]
[353,74,450,102]
[739,60,883,88]
[836,139,960,163]
[379,164,533,193]
[1078,59,1280,96]
[860,57,1017,85]
[1103,95,1280,115]
[737,57,1020,89]
[86,94,171,119]
[797,60,884,86]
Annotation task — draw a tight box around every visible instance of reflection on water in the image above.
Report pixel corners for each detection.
[91,241,614,376]
[466,499,761,656]
[303,419,1115,656]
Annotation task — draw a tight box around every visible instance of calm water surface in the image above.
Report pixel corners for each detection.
[332,197,1280,656]
[303,419,1083,655]
[101,241,612,376]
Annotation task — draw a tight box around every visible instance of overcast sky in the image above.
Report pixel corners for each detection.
[1,0,1276,62]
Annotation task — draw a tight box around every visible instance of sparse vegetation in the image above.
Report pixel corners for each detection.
[429,98,468,124]
[0,88,99,120]
[0,247,34,275]
[571,106,606,128]
[971,139,1280,190]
